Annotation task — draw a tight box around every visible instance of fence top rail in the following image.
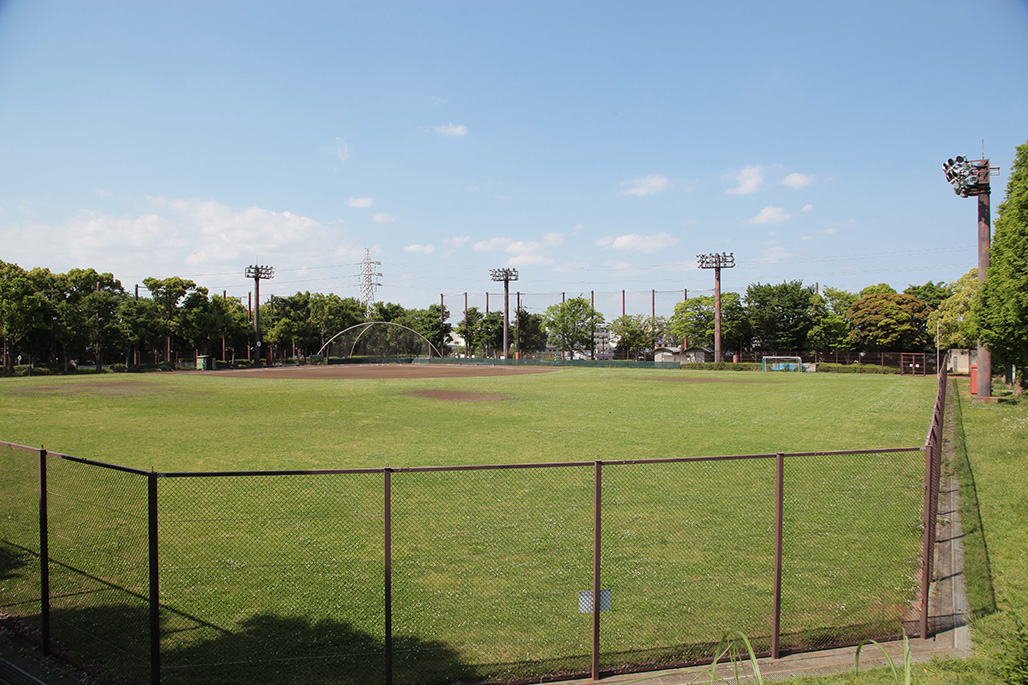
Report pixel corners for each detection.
[0,439,38,452]
[144,447,924,478]
[53,453,153,476]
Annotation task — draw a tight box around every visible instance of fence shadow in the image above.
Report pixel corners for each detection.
[163,612,472,685]
[0,542,29,582]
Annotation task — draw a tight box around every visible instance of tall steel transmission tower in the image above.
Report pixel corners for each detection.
[359,249,382,318]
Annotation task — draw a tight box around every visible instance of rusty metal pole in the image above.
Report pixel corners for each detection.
[384,469,393,685]
[976,163,992,398]
[38,448,51,656]
[713,265,722,363]
[920,441,935,638]
[772,452,784,659]
[592,460,602,681]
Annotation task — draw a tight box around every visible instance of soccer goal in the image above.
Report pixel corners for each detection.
[762,356,803,372]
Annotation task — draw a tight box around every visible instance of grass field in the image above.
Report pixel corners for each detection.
[0,367,939,684]
[0,367,937,470]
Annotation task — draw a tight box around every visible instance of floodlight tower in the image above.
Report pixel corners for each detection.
[490,268,518,359]
[942,155,998,398]
[245,263,275,366]
[697,252,736,363]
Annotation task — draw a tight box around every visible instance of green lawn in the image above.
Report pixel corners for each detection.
[0,368,935,470]
[0,368,939,684]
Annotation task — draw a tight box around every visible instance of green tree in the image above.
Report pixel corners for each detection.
[807,293,850,353]
[544,297,603,357]
[478,311,504,356]
[904,281,953,311]
[927,270,979,350]
[975,140,1028,386]
[847,293,932,351]
[513,308,548,355]
[668,293,749,352]
[458,306,485,356]
[143,276,196,362]
[746,281,817,352]
[858,283,897,297]
[118,296,164,365]
[400,304,451,354]
[610,315,650,358]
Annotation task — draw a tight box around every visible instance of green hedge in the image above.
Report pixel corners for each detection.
[679,362,761,372]
[816,362,901,374]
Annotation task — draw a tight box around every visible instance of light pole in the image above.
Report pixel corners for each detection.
[943,155,996,397]
[490,268,518,359]
[697,252,736,363]
[245,264,275,367]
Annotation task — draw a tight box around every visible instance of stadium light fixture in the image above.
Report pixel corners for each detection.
[245,264,275,366]
[942,154,994,397]
[490,268,518,359]
[696,252,735,364]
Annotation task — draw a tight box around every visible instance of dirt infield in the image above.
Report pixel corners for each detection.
[196,363,558,380]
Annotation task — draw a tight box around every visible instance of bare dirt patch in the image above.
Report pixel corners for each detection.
[401,389,507,402]
[196,364,557,380]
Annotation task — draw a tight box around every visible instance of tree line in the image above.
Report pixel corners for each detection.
[2,141,1025,377]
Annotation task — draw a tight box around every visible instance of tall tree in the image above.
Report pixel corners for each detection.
[143,276,196,362]
[610,315,650,359]
[904,281,953,311]
[847,293,932,352]
[512,308,547,355]
[974,140,1028,386]
[745,281,817,352]
[458,306,484,356]
[544,297,603,356]
[927,270,979,350]
[669,293,749,352]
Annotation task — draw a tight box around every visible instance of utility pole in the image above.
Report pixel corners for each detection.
[359,249,382,319]
[943,155,998,398]
[697,252,736,364]
[245,264,275,367]
[490,268,518,359]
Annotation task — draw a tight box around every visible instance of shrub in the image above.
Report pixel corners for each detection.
[110,363,127,373]
[680,362,760,372]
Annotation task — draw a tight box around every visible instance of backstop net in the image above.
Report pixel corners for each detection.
[318,322,440,361]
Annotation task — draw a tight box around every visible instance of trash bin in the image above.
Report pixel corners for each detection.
[970,364,977,395]
[197,355,212,371]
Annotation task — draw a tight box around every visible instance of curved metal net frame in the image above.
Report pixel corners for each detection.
[318,322,440,360]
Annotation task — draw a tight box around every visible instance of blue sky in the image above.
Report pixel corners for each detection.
[1,1,1026,321]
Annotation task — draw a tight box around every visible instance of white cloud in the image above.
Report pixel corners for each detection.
[429,96,447,106]
[604,259,634,270]
[801,204,814,212]
[758,246,793,263]
[348,197,373,208]
[508,254,554,267]
[600,232,678,253]
[373,212,398,223]
[325,138,351,162]
[0,197,362,283]
[816,227,838,235]
[782,173,814,189]
[473,237,512,252]
[595,236,613,246]
[727,165,763,195]
[620,174,668,196]
[748,206,790,224]
[444,236,469,248]
[570,223,583,234]
[435,123,468,137]
[404,244,435,254]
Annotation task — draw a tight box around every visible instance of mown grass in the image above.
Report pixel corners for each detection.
[0,368,935,470]
[0,368,940,683]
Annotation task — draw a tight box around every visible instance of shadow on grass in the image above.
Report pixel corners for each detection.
[0,542,29,582]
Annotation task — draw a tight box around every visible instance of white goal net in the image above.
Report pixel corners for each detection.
[762,356,803,372]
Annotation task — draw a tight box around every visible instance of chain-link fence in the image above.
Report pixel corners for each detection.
[1,373,947,685]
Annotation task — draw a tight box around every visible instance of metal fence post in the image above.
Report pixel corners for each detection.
[38,448,51,656]
[772,452,784,659]
[919,440,935,639]
[148,471,160,684]
[592,460,602,681]
[384,468,393,685]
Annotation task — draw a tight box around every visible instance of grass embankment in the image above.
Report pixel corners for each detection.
[0,369,938,683]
